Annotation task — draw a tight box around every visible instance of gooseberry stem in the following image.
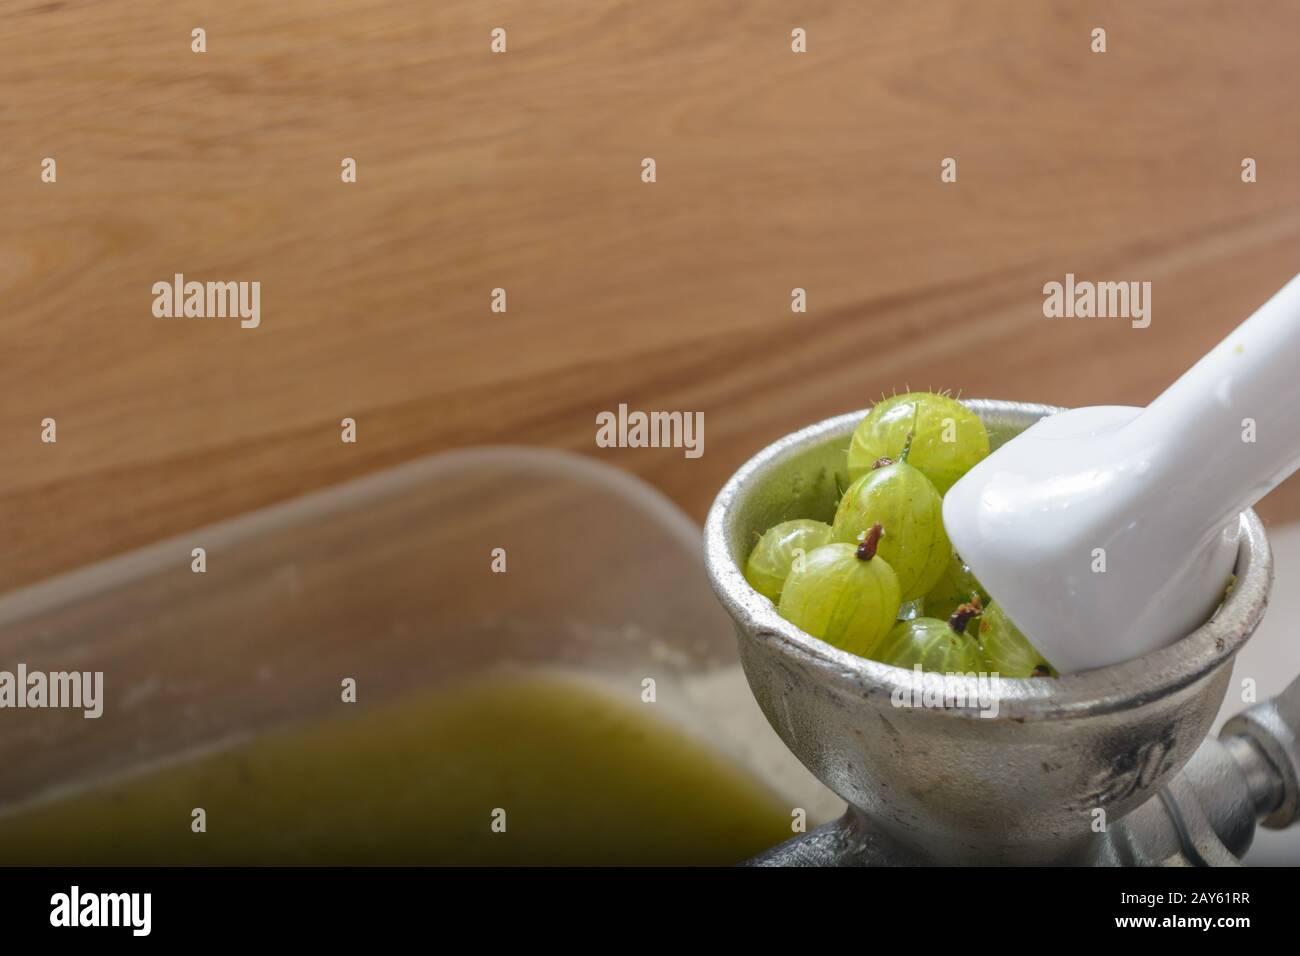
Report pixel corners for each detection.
[898,404,921,463]
[947,595,983,636]
[898,430,915,463]
[856,522,884,561]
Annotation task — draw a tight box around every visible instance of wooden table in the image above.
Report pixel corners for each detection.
[3,0,1299,591]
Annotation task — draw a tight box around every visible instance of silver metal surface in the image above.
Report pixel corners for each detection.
[705,400,1275,864]
[1222,672,1300,829]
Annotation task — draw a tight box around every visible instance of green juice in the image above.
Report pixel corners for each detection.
[0,672,794,865]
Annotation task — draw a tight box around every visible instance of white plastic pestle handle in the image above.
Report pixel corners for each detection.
[944,272,1300,673]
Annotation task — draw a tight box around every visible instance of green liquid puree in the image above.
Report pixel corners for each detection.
[0,672,793,865]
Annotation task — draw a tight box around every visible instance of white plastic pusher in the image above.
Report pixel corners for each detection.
[944,272,1300,673]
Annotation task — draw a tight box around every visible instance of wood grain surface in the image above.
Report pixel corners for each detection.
[3,0,1299,591]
